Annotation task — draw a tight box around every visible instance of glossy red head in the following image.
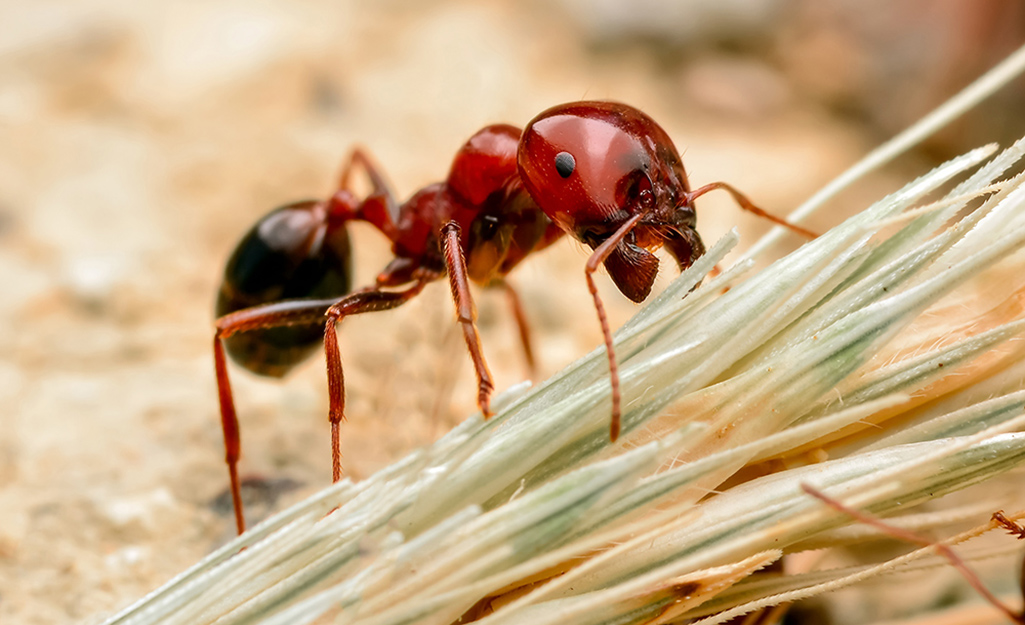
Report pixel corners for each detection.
[517,101,705,302]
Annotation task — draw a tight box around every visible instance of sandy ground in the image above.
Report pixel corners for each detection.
[1,1,1023,623]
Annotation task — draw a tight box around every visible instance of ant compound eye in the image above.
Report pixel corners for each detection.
[554,152,576,178]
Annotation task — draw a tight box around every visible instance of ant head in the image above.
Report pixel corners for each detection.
[517,101,702,302]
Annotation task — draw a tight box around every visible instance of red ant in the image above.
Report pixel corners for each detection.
[803,484,1025,623]
[213,101,815,533]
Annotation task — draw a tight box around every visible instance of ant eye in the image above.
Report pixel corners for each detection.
[554,152,575,178]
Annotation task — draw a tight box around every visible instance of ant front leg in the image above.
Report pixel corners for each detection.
[322,280,431,481]
[441,222,496,418]
[584,213,644,443]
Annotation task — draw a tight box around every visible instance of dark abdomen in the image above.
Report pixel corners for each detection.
[216,200,353,377]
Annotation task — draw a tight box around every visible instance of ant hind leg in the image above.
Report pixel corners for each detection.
[214,298,340,534]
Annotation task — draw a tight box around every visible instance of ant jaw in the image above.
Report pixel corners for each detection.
[662,226,706,273]
[603,239,659,303]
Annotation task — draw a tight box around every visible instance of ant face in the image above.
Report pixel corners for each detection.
[517,101,702,302]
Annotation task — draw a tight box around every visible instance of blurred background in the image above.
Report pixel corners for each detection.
[1,0,1024,623]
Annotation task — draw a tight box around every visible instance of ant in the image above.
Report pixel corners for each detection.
[213,101,815,533]
[803,484,1025,623]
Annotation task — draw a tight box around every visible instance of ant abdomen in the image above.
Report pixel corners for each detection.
[216,200,353,377]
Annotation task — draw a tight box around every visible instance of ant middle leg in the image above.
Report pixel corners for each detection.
[498,279,537,380]
[322,280,432,481]
[441,221,496,418]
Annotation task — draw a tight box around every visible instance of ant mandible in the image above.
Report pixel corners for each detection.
[213,101,815,533]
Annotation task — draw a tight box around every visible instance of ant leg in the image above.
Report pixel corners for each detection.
[993,511,1025,610]
[215,297,347,534]
[338,147,393,198]
[994,511,1025,539]
[688,182,818,239]
[499,279,537,380]
[333,148,400,239]
[212,337,244,535]
[584,213,644,442]
[323,280,431,481]
[803,484,1025,624]
[214,291,428,533]
[441,222,496,418]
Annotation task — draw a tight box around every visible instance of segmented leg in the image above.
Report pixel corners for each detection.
[214,283,430,534]
[215,297,344,534]
[499,279,537,379]
[441,221,496,417]
[322,281,431,481]
[330,148,400,239]
[212,337,244,535]
[584,213,644,442]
